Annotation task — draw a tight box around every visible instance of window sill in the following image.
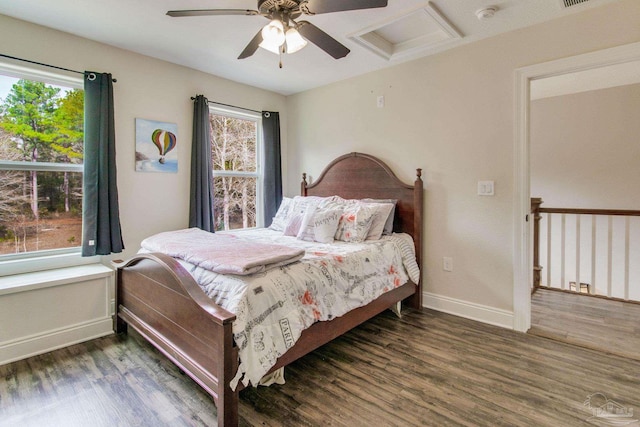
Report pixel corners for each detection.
[0,263,113,296]
[0,250,100,277]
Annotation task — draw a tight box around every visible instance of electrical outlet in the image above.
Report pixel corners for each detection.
[443,257,453,272]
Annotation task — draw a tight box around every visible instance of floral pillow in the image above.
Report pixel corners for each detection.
[334,203,378,243]
[297,206,343,243]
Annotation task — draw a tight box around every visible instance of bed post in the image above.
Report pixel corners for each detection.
[409,168,424,309]
[113,259,128,334]
[218,320,239,427]
[301,173,308,196]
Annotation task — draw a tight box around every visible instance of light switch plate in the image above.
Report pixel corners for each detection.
[477,180,494,196]
[443,257,453,272]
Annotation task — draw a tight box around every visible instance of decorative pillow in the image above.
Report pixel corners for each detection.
[269,197,293,231]
[363,202,395,240]
[362,198,397,235]
[316,195,345,210]
[283,211,305,236]
[290,195,324,213]
[334,203,378,243]
[283,196,322,236]
[297,206,343,243]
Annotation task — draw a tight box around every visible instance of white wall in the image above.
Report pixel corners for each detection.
[531,83,640,210]
[0,14,288,262]
[286,0,640,323]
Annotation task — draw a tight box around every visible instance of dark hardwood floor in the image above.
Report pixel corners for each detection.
[530,288,640,362]
[1,308,639,426]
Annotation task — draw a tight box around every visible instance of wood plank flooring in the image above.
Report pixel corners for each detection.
[530,288,640,362]
[1,308,639,426]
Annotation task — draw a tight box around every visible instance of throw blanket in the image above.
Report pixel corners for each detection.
[140,228,305,275]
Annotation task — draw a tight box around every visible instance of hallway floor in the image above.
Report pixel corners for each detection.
[530,288,640,361]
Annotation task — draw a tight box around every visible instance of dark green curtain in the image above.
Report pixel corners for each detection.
[81,72,124,256]
[189,95,215,232]
[262,111,282,224]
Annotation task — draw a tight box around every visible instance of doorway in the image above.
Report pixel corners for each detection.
[513,41,640,332]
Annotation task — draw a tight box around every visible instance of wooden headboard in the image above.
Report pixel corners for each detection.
[301,152,423,305]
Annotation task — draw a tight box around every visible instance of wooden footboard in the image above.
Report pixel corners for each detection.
[114,253,240,426]
[115,254,416,427]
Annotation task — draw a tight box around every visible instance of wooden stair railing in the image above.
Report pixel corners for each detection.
[531,198,640,300]
[531,198,543,294]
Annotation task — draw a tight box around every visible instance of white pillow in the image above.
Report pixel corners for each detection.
[317,195,345,210]
[334,203,378,243]
[269,197,293,231]
[283,196,321,236]
[363,202,395,240]
[283,211,305,236]
[290,196,323,215]
[297,206,343,243]
[362,198,397,235]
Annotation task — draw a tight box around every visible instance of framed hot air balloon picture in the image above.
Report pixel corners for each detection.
[135,118,178,173]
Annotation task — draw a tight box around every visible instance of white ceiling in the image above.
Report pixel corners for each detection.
[0,0,624,95]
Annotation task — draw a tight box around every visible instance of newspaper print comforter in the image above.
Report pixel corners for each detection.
[171,228,420,390]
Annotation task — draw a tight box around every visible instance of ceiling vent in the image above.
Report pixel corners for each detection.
[558,0,590,8]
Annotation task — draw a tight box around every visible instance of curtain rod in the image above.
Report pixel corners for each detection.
[191,97,261,114]
[0,53,117,82]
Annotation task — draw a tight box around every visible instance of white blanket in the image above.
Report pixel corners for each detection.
[140,228,305,275]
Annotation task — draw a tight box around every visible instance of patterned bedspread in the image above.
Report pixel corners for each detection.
[164,228,420,389]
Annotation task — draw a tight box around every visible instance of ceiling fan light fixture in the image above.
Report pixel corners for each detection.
[259,38,283,54]
[285,28,307,54]
[261,19,285,45]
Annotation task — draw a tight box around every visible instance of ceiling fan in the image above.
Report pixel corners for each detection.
[167,0,389,65]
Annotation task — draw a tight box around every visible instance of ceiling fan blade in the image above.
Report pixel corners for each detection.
[301,0,387,15]
[167,9,259,17]
[297,21,350,59]
[238,29,264,59]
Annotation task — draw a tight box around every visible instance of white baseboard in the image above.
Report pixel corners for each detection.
[0,318,113,365]
[423,291,514,329]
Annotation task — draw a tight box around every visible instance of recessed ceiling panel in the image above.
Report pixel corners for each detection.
[348,3,463,61]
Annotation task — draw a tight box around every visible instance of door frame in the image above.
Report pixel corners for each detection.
[513,41,640,332]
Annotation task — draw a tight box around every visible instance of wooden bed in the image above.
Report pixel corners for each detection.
[114,152,423,426]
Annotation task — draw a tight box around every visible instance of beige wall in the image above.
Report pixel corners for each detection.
[0,14,287,262]
[531,83,640,210]
[286,0,640,319]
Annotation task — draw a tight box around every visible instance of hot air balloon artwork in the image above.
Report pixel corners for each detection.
[151,129,176,164]
[135,118,178,173]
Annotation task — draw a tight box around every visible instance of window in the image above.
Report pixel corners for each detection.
[0,64,83,261]
[209,106,263,231]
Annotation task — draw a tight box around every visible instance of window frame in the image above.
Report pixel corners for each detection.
[209,104,264,229]
[0,61,91,276]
